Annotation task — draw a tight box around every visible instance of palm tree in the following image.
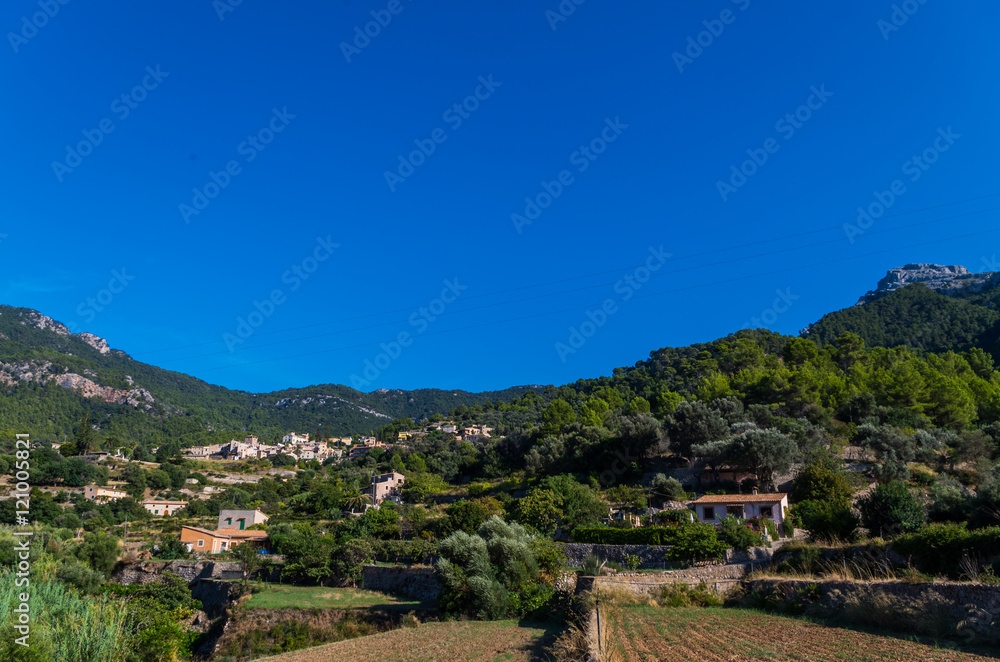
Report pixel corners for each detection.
[343,491,372,514]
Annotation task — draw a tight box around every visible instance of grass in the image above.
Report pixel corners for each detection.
[253,619,560,662]
[602,604,996,661]
[244,584,429,611]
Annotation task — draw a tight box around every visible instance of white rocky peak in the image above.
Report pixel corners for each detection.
[79,332,111,354]
[856,263,1000,305]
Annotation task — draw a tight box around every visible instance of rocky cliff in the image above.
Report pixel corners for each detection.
[857,263,1000,305]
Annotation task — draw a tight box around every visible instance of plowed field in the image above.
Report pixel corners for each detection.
[605,605,996,661]
[256,619,557,662]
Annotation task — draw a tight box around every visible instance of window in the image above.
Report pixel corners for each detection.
[225,517,232,526]
[197,539,204,547]
[727,505,743,517]
[760,506,773,519]
[238,519,246,530]
[703,507,715,520]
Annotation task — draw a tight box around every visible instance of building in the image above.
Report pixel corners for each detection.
[367,471,405,505]
[282,432,310,444]
[690,492,789,530]
[184,444,222,458]
[218,509,269,531]
[180,525,268,554]
[84,485,128,502]
[143,499,188,516]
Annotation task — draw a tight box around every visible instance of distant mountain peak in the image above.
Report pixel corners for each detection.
[856,263,999,305]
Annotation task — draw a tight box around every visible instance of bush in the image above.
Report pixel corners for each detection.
[795,499,858,542]
[894,523,1000,578]
[657,581,723,608]
[857,480,924,538]
[718,516,766,551]
[664,523,728,566]
[572,526,682,545]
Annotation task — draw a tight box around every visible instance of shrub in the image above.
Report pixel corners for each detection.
[657,581,723,608]
[795,499,858,542]
[572,526,681,545]
[718,516,766,551]
[664,523,728,566]
[857,480,924,538]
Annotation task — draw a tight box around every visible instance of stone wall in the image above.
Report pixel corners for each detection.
[111,560,282,585]
[111,560,240,584]
[561,543,672,569]
[361,565,441,602]
[561,542,774,569]
[191,579,237,617]
[588,563,753,596]
[747,578,1000,623]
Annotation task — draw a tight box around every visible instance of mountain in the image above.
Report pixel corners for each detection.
[854,263,1000,306]
[0,305,541,447]
[804,264,1000,357]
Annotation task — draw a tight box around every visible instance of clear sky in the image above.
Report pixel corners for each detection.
[1,0,998,394]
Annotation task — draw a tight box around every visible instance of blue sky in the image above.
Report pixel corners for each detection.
[1,0,998,394]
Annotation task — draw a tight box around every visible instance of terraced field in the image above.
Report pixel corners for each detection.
[605,605,996,662]
[256,619,559,662]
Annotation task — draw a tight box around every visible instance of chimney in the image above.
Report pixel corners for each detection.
[752,487,758,495]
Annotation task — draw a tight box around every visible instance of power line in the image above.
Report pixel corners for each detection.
[147,204,1000,365]
[131,191,1000,357]
[188,222,1000,374]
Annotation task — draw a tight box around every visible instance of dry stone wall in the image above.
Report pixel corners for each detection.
[361,565,441,602]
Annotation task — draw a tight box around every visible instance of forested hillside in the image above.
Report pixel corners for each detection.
[0,305,539,449]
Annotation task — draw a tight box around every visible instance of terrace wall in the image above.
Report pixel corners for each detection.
[361,565,441,602]
[746,578,1000,623]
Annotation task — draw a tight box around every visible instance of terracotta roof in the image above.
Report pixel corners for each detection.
[144,500,188,505]
[215,528,268,539]
[691,493,787,504]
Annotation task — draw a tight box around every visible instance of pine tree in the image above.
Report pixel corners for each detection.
[74,410,97,456]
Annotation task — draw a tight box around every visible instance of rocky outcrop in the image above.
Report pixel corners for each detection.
[54,373,155,409]
[857,263,1000,305]
[78,332,111,354]
[20,310,71,335]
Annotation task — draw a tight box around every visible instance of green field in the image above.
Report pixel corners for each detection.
[245,584,428,610]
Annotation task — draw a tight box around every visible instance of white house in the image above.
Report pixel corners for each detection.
[690,492,789,530]
[218,508,269,531]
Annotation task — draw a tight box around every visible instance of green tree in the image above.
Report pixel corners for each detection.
[74,410,98,456]
[75,532,120,576]
[857,480,924,538]
[514,488,564,535]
